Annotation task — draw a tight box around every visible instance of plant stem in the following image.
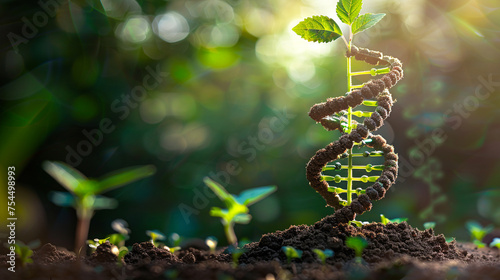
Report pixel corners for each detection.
[75,214,91,254]
[346,41,354,206]
[224,222,237,246]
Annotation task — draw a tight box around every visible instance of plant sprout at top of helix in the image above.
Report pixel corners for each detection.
[293,0,405,223]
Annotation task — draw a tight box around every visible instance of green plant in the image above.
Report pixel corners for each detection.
[12,240,39,267]
[228,245,247,268]
[312,248,334,265]
[281,246,303,264]
[146,230,166,247]
[466,221,493,242]
[380,214,408,225]
[490,238,500,249]
[296,0,404,222]
[43,161,156,252]
[204,177,277,245]
[424,222,436,230]
[345,236,368,263]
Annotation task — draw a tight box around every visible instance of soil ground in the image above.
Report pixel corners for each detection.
[1,215,499,280]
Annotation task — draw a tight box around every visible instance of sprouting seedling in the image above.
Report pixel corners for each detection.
[490,238,500,249]
[296,0,404,223]
[228,245,247,268]
[424,222,436,230]
[281,246,303,264]
[43,161,156,252]
[204,177,277,246]
[146,230,166,247]
[345,236,368,263]
[466,220,493,243]
[380,214,408,225]
[87,237,110,253]
[349,220,368,228]
[108,219,131,247]
[11,240,39,267]
[312,248,334,265]
[169,233,182,247]
[205,236,218,253]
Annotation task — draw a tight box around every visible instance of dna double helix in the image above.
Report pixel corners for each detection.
[306,46,404,223]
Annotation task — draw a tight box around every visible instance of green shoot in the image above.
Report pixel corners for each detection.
[12,240,39,267]
[490,238,500,249]
[349,220,368,228]
[43,161,156,252]
[146,230,166,247]
[312,248,334,265]
[424,222,436,230]
[204,177,277,246]
[206,236,218,253]
[168,233,182,247]
[345,236,368,263]
[466,220,493,242]
[380,214,408,225]
[473,239,486,249]
[116,246,129,262]
[281,246,303,264]
[228,245,247,268]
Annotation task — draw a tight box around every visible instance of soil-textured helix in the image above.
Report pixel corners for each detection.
[306,46,404,223]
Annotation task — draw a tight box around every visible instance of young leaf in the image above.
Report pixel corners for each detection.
[43,161,88,193]
[336,0,362,25]
[292,15,343,43]
[235,186,277,206]
[352,13,385,35]
[49,191,76,207]
[204,177,236,208]
[96,165,156,194]
[92,196,118,210]
[233,213,252,224]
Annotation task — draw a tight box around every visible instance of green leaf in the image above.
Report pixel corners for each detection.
[209,207,228,218]
[352,13,385,35]
[490,238,500,248]
[424,222,436,230]
[92,195,118,210]
[380,214,390,225]
[292,15,343,43]
[336,0,362,24]
[96,165,156,194]
[204,177,237,208]
[234,213,252,224]
[49,191,76,207]
[43,161,88,193]
[235,186,277,206]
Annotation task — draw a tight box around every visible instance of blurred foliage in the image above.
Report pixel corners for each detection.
[1,0,500,249]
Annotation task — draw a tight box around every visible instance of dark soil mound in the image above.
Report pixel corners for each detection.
[241,216,481,265]
[1,216,499,280]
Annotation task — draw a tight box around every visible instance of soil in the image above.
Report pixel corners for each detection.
[1,215,499,280]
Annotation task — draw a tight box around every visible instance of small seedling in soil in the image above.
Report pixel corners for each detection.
[205,236,218,253]
[281,246,303,264]
[349,220,368,228]
[10,240,40,267]
[204,177,277,246]
[312,248,334,265]
[380,214,408,225]
[424,222,436,230]
[87,237,110,252]
[345,236,368,264]
[466,220,493,246]
[146,230,166,247]
[490,238,500,249]
[168,233,182,247]
[43,161,156,252]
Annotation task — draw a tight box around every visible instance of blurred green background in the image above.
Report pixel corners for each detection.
[1,0,499,249]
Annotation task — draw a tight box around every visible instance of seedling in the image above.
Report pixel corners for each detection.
[312,248,334,265]
[146,230,166,247]
[11,240,39,267]
[296,0,404,221]
[490,238,500,249]
[228,245,247,268]
[108,219,130,247]
[466,220,493,244]
[345,236,368,263]
[349,220,368,228]
[473,239,486,249]
[281,246,302,264]
[43,161,156,252]
[206,236,218,253]
[204,177,277,245]
[424,222,436,230]
[169,233,182,247]
[380,214,408,225]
